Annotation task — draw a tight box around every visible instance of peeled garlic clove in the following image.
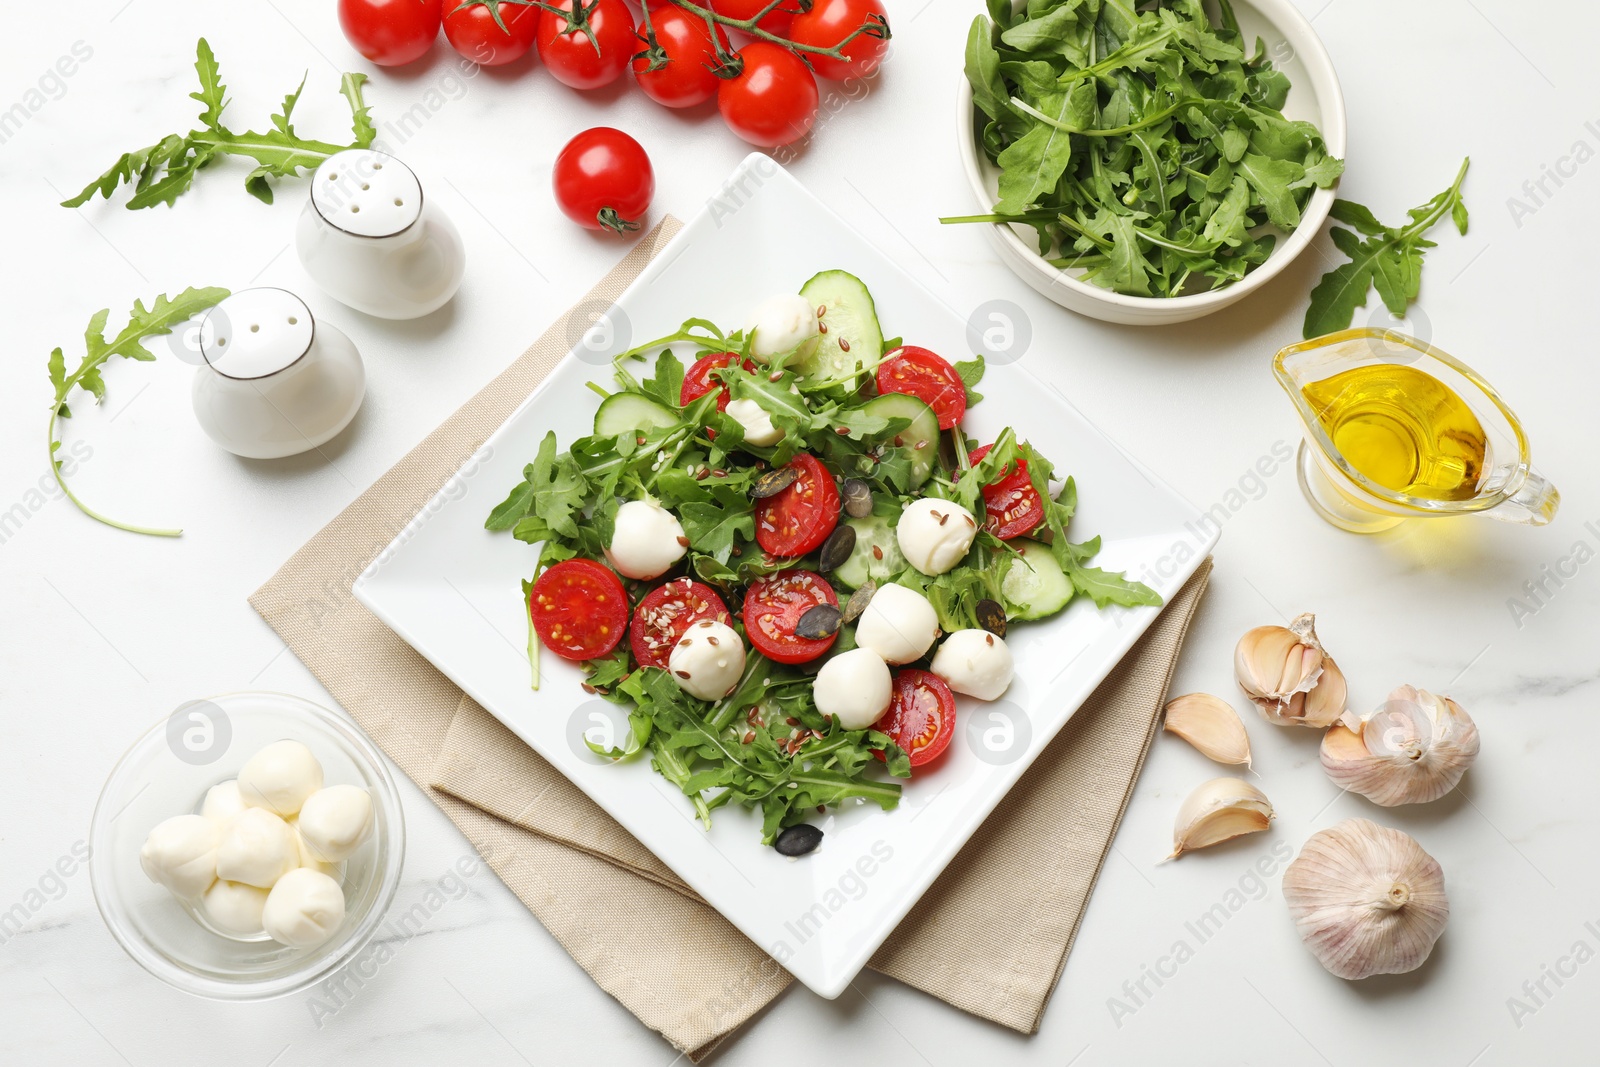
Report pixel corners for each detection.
[1235,613,1345,728]
[1321,685,1480,806]
[1170,777,1274,858]
[1282,818,1448,980]
[1163,693,1252,767]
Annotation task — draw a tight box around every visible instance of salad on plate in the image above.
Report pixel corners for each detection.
[486,270,1160,850]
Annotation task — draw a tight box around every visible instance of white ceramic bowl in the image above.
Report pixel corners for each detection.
[955,0,1347,326]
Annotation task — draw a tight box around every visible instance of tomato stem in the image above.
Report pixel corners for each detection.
[596,207,641,234]
[666,0,890,64]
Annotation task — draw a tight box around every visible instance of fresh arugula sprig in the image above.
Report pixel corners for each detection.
[63,39,377,210]
[1302,157,1470,339]
[46,287,231,536]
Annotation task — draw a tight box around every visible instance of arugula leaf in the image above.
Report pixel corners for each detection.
[1303,157,1469,338]
[954,355,986,406]
[678,484,754,563]
[485,431,590,538]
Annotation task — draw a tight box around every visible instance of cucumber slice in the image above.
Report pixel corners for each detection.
[799,269,883,381]
[593,392,679,437]
[856,393,938,488]
[1000,539,1074,621]
[832,515,905,590]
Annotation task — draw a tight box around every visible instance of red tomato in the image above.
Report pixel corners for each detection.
[710,0,795,35]
[529,558,628,661]
[718,42,819,148]
[876,346,967,430]
[788,0,890,81]
[967,444,1046,540]
[537,0,636,90]
[633,5,729,108]
[443,0,539,65]
[754,454,839,557]
[743,570,839,664]
[681,352,754,412]
[338,0,443,66]
[629,578,731,670]
[552,127,654,233]
[874,669,956,767]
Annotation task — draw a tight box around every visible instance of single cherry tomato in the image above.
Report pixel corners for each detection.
[710,0,795,35]
[718,42,819,149]
[874,669,956,767]
[338,0,443,67]
[876,346,967,431]
[443,0,539,65]
[967,444,1046,540]
[629,578,731,670]
[633,5,729,108]
[552,127,655,233]
[537,0,636,90]
[743,569,839,664]
[681,352,754,412]
[788,0,890,81]
[529,558,629,661]
[755,454,840,557]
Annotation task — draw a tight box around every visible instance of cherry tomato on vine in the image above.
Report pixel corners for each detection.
[718,42,819,148]
[338,0,443,67]
[632,4,730,109]
[789,0,889,80]
[553,127,655,233]
[537,0,637,90]
[443,0,539,66]
[710,0,796,35]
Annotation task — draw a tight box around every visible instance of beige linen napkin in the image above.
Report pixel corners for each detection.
[251,217,1213,1057]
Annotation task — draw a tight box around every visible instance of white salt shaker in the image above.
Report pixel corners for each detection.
[190,289,365,459]
[295,149,465,320]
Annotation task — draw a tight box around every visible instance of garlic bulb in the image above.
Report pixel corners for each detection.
[1321,686,1479,806]
[1163,693,1252,767]
[1170,777,1274,858]
[1282,819,1448,979]
[1234,613,1347,728]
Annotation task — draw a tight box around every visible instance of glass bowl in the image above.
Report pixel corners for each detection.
[89,691,405,1001]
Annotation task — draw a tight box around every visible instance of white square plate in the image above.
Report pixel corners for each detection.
[354,155,1216,999]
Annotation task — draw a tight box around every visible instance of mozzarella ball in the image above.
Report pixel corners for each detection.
[668,619,745,701]
[201,779,248,824]
[202,880,269,937]
[744,294,820,367]
[931,629,1015,701]
[725,398,784,447]
[139,814,220,899]
[262,868,347,949]
[896,498,978,576]
[296,785,373,864]
[855,583,940,665]
[215,807,300,889]
[237,740,324,817]
[812,648,893,730]
[604,499,688,580]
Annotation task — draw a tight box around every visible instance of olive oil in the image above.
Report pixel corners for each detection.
[1301,364,1488,501]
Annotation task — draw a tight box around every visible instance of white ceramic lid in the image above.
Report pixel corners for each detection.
[200,289,315,380]
[310,149,423,238]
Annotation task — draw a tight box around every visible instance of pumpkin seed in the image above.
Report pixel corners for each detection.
[774,823,824,856]
[795,604,841,640]
[840,477,873,518]
[818,524,856,572]
[840,581,875,624]
[750,466,799,499]
[976,598,1008,638]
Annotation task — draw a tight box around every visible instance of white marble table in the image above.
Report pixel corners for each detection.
[2,1,1594,1062]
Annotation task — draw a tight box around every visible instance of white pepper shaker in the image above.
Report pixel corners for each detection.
[190,288,365,459]
[295,149,466,320]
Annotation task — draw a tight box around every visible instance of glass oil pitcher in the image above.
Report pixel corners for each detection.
[1273,329,1559,534]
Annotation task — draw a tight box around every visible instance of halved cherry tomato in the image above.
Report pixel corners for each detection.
[443,0,540,66]
[787,0,890,81]
[755,454,839,557]
[874,669,956,767]
[876,346,967,430]
[537,0,636,89]
[633,4,729,109]
[742,569,839,664]
[710,0,795,35]
[629,578,730,669]
[967,444,1045,540]
[681,352,754,412]
[529,558,629,661]
[338,0,443,67]
[718,42,819,148]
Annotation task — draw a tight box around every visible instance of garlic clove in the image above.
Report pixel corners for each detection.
[1235,613,1345,728]
[1170,777,1274,858]
[1301,655,1348,728]
[1321,685,1480,806]
[1282,818,1449,980]
[1163,693,1252,767]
